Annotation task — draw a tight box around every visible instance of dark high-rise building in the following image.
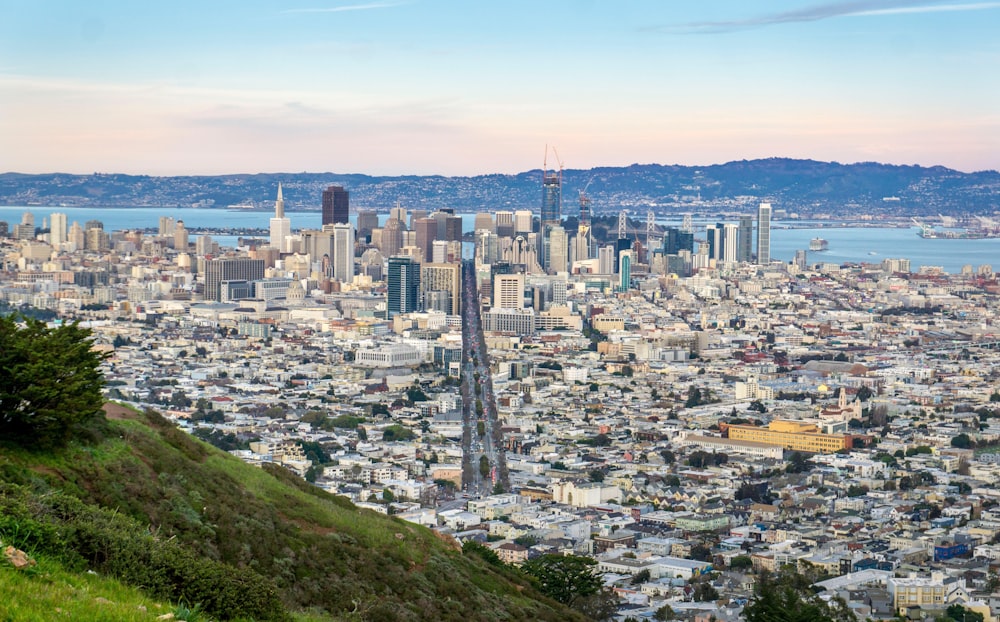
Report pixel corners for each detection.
[541,171,561,230]
[737,215,754,262]
[442,215,462,242]
[705,224,722,261]
[614,237,632,272]
[387,256,420,317]
[662,227,694,255]
[205,258,265,302]
[322,185,349,225]
[430,211,463,242]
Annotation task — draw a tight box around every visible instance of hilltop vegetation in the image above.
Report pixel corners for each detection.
[0,315,579,620]
[0,405,583,621]
[0,315,108,448]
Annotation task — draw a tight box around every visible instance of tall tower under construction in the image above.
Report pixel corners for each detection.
[540,147,562,272]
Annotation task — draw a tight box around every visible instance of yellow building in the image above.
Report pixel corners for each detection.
[887,573,960,613]
[723,420,849,454]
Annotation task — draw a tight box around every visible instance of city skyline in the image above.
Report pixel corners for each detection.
[1,1,998,176]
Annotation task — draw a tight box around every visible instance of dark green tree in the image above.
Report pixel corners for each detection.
[951,433,975,449]
[743,571,854,622]
[382,424,415,442]
[692,581,718,601]
[521,554,603,608]
[406,385,430,402]
[943,605,984,622]
[0,315,109,447]
[785,451,810,474]
[684,387,703,408]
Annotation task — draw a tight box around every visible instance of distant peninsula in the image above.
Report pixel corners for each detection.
[2,158,998,217]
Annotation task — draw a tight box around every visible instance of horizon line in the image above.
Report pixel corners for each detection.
[3,156,997,178]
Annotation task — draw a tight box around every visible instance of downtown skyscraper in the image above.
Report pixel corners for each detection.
[737,215,754,263]
[540,160,562,272]
[269,183,291,252]
[321,185,349,226]
[757,202,772,265]
[387,256,420,317]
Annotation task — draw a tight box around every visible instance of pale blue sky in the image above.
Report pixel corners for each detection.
[1,1,997,175]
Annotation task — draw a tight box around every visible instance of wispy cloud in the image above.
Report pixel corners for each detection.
[281,2,407,14]
[649,0,1000,34]
[850,1,1000,15]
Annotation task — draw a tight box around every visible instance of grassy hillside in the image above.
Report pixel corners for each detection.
[0,405,584,622]
[0,553,194,622]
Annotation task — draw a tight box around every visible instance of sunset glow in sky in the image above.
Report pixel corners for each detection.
[1,1,998,175]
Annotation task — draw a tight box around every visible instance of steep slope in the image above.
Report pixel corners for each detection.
[0,406,584,622]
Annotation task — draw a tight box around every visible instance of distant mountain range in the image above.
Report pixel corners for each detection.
[2,158,998,217]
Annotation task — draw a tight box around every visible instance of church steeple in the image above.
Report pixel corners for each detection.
[275,183,285,219]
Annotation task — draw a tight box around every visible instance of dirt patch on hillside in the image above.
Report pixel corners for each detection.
[102,402,135,420]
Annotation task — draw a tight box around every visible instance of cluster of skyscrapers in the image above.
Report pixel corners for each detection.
[8,169,774,321]
[263,171,773,322]
[264,184,467,318]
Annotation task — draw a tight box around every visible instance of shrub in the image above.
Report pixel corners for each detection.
[0,316,109,448]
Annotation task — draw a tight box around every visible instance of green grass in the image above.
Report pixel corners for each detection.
[0,554,177,622]
[0,407,584,622]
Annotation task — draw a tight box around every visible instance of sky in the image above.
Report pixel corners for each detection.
[0,0,998,176]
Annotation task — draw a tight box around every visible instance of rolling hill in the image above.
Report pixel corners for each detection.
[0,405,584,622]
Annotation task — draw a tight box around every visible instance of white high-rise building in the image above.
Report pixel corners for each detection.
[575,226,593,262]
[493,273,524,310]
[431,240,450,264]
[196,234,217,256]
[473,212,494,233]
[332,222,355,283]
[68,221,84,251]
[705,225,722,261]
[757,202,772,265]
[598,245,615,275]
[495,210,515,236]
[159,216,176,237]
[50,212,67,247]
[514,210,533,235]
[476,230,499,265]
[174,220,189,251]
[548,225,568,274]
[722,223,739,263]
[389,204,407,224]
[270,183,292,253]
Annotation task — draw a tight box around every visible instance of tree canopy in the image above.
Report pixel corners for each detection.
[521,554,603,607]
[0,315,108,447]
[743,571,854,622]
